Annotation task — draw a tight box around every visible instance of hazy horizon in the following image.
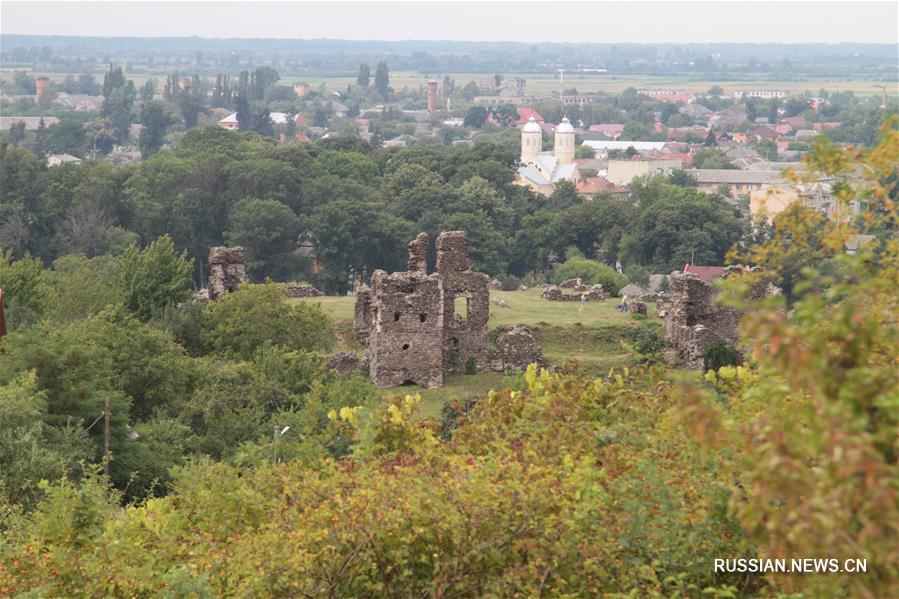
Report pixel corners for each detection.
[2,1,897,45]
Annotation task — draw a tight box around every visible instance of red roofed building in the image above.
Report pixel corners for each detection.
[780,115,807,129]
[683,264,726,282]
[753,127,780,141]
[588,123,625,138]
[515,107,545,126]
[576,176,630,199]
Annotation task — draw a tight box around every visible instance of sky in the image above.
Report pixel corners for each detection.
[1,1,897,44]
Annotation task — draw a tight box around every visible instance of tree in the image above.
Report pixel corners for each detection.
[44,121,86,157]
[691,148,736,169]
[224,198,301,280]
[707,85,724,96]
[140,80,155,101]
[138,101,175,159]
[356,63,370,88]
[575,145,595,159]
[668,169,699,187]
[118,235,193,321]
[620,180,745,271]
[374,62,390,103]
[7,121,26,146]
[463,106,488,129]
[493,104,518,127]
[203,283,334,359]
[101,80,136,144]
[553,257,626,295]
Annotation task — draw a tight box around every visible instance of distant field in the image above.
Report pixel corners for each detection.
[5,67,893,97]
[297,287,661,419]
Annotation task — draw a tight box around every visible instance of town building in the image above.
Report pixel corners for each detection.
[734,90,787,99]
[516,116,578,195]
[46,154,82,167]
[606,158,682,186]
[686,169,785,196]
[581,140,667,155]
[0,116,60,131]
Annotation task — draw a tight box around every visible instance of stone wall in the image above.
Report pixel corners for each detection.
[437,231,490,375]
[208,246,248,300]
[664,267,776,369]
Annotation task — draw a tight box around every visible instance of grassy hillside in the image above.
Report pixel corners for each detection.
[296,288,663,418]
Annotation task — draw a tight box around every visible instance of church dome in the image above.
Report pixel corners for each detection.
[556,117,575,133]
[522,116,542,133]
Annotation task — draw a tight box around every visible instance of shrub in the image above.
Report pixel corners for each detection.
[702,340,741,371]
[553,257,627,295]
[119,235,193,321]
[204,283,334,359]
[496,274,522,291]
[629,323,668,358]
[0,250,52,330]
[464,357,477,375]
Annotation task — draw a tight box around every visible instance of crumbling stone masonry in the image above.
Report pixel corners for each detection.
[488,325,546,373]
[208,246,248,300]
[540,284,608,301]
[664,267,777,369]
[284,282,322,298]
[354,231,490,388]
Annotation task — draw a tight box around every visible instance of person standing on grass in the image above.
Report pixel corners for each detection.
[578,292,587,314]
[620,293,628,313]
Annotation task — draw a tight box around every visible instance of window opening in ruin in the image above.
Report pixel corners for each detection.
[419,313,427,322]
[454,295,469,327]
[394,311,401,321]
[450,337,459,348]
[402,343,410,350]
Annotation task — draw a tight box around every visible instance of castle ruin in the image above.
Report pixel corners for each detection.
[208,246,249,300]
[664,267,778,369]
[354,231,489,388]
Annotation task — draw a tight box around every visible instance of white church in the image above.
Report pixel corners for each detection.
[516,116,579,195]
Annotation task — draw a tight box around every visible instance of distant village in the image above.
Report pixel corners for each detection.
[1,67,891,225]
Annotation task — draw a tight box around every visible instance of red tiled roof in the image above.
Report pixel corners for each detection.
[684,264,725,282]
[753,127,780,139]
[780,116,807,128]
[515,107,545,125]
[577,176,629,196]
[588,123,625,135]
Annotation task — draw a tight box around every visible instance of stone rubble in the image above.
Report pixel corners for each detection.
[284,282,323,298]
[488,325,546,373]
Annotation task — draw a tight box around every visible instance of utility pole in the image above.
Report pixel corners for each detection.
[103,397,110,477]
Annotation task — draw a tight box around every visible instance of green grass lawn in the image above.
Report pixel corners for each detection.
[296,288,661,418]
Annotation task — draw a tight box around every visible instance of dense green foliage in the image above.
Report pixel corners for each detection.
[1,127,750,294]
[553,256,627,295]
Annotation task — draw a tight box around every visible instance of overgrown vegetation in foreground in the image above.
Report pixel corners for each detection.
[0,121,896,597]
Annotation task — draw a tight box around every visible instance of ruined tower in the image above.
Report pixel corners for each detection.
[355,231,489,388]
[208,246,249,300]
